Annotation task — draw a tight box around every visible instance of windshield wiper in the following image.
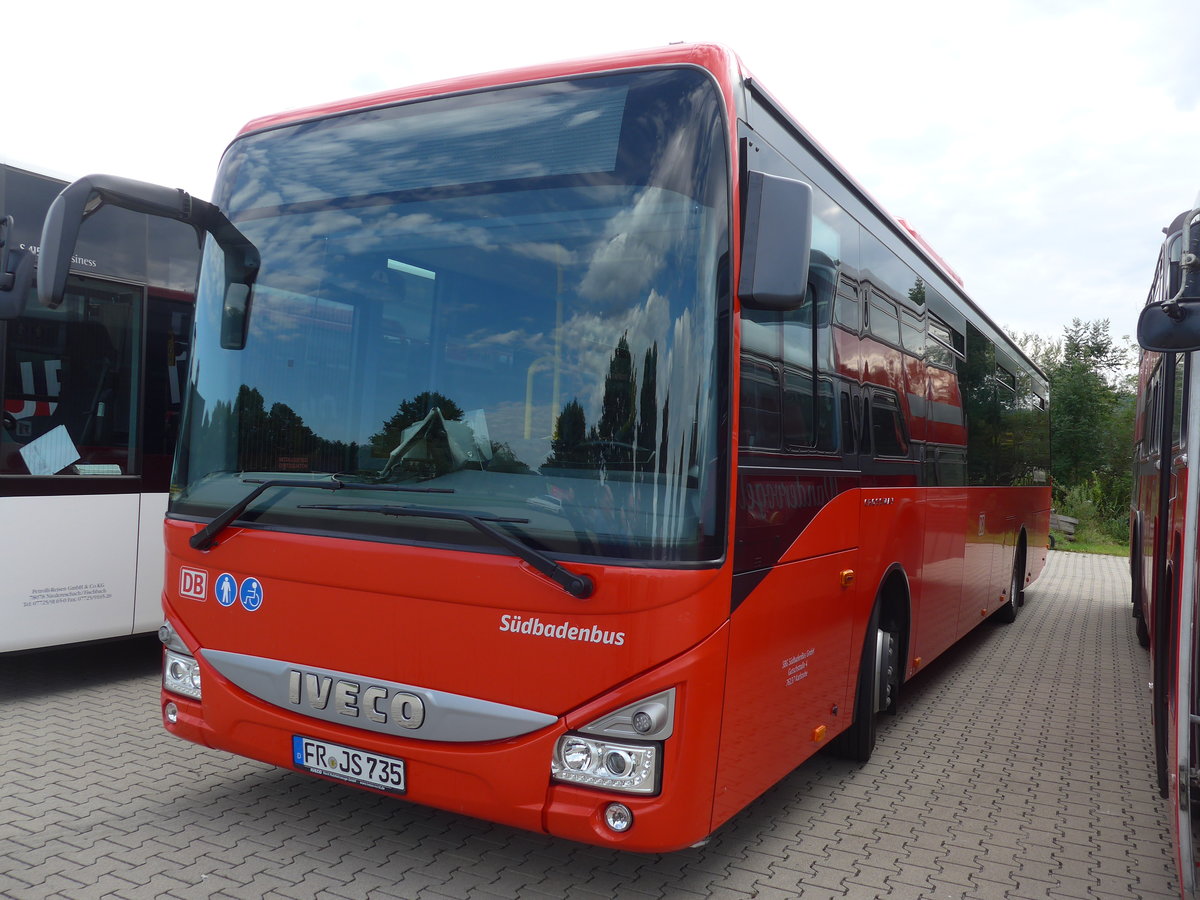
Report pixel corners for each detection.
[301,503,594,600]
[190,478,454,551]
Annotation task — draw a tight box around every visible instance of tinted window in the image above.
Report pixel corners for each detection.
[870,392,909,458]
[867,291,900,346]
[741,359,781,449]
[2,276,142,475]
[835,277,860,331]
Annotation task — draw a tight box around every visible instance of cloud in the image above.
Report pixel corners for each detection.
[8,0,1198,344]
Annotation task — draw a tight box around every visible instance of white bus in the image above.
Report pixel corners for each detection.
[0,162,198,652]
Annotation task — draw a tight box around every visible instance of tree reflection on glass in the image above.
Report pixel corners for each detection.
[228,385,359,474]
[545,334,662,474]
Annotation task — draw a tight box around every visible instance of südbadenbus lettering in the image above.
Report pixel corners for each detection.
[498,614,625,646]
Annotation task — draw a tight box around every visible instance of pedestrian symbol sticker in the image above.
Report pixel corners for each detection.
[215,573,237,607]
[239,577,264,612]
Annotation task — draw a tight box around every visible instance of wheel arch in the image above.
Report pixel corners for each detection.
[875,562,911,696]
[1015,526,1029,605]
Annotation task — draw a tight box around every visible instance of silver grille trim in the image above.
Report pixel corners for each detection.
[202,649,557,742]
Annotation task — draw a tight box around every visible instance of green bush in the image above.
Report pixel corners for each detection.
[1054,471,1130,545]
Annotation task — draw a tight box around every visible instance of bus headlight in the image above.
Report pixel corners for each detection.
[163,649,202,699]
[551,734,659,794]
[551,687,674,795]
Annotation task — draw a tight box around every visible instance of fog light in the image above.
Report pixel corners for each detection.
[164,702,179,724]
[604,803,633,833]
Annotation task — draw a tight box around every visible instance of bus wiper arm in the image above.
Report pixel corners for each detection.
[301,503,594,600]
[190,479,454,551]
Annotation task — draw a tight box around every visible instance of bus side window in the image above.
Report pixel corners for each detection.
[835,277,860,332]
[870,391,909,458]
[1,277,139,475]
[867,290,901,346]
[840,389,855,453]
[815,379,838,452]
[740,357,781,449]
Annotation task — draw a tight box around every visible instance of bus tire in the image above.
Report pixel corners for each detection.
[1130,520,1151,648]
[993,549,1023,624]
[831,602,899,763]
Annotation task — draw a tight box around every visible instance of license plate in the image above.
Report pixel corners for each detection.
[292,735,406,793]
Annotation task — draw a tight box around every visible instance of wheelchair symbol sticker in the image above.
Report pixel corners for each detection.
[239,577,264,612]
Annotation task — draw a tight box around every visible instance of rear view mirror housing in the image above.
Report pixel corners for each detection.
[738,171,813,312]
[1139,301,1200,353]
[38,174,260,347]
[1139,202,1200,353]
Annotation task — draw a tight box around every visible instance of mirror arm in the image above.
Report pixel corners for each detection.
[38,174,259,310]
[1164,193,1200,318]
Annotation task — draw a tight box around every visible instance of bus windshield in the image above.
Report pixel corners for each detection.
[170,67,730,563]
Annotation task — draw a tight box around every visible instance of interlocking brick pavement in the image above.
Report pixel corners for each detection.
[0,551,1178,898]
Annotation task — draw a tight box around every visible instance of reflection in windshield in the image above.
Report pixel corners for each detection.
[172,68,729,563]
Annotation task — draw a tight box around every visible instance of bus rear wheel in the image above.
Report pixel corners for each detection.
[993,551,1024,624]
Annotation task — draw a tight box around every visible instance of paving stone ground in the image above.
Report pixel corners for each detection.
[0,550,1178,899]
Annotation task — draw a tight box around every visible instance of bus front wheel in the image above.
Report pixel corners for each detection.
[831,603,899,763]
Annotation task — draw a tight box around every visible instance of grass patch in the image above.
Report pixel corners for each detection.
[1051,528,1125,557]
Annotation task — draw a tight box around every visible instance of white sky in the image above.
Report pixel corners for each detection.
[7,0,1198,340]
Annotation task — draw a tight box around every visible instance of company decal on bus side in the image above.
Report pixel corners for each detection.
[499,614,625,646]
[863,497,896,507]
[179,567,208,601]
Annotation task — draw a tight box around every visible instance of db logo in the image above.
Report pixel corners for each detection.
[179,567,208,601]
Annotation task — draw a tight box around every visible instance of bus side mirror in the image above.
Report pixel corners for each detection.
[1139,301,1200,352]
[1139,203,1200,352]
[0,216,34,320]
[738,171,813,312]
[38,174,259,347]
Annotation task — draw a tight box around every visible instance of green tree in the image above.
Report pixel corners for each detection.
[1017,318,1135,542]
[1046,318,1133,488]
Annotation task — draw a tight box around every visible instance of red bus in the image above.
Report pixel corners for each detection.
[1133,196,1200,895]
[36,44,1051,851]
[0,162,197,652]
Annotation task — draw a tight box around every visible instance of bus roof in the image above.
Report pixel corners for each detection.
[237,43,743,138]
[230,42,1043,384]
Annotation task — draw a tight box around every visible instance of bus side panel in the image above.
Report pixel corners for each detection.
[960,489,1002,630]
[916,486,967,670]
[133,492,168,634]
[1024,489,1051,584]
[0,493,140,652]
[958,485,1050,638]
[713,548,858,827]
